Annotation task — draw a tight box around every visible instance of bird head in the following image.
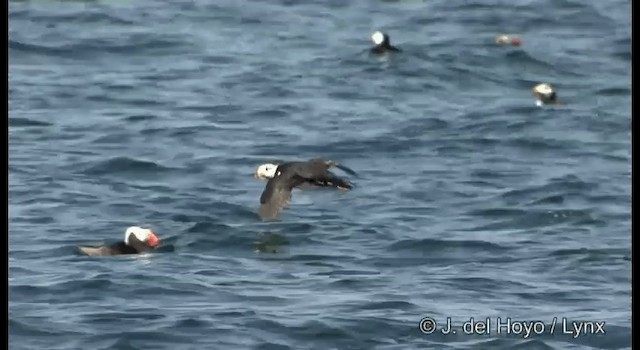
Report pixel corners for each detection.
[371,31,387,46]
[254,163,278,180]
[124,226,160,248]
[532,83,557,105]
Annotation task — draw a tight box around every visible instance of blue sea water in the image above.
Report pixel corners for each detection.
[8,0,631,349]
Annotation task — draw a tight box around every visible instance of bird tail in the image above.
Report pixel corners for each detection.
[330,176,353,190]
[335,164,358,177]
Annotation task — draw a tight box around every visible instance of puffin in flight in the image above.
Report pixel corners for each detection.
[253,158,357,220]
[77,226,160,256]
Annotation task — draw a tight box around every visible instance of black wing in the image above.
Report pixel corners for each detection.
[259,175,295,220]
[77,242,136,256]
[293,159,355,189]
[305,159,357,176]
[308,171,353,190]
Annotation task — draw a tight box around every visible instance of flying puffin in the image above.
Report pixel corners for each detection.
[370,31,401,54]
[253,158,356,220]
[77,226,160,256]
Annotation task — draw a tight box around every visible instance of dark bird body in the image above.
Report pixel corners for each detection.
[370,43,401,54]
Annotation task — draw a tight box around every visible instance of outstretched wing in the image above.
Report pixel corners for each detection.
[304,159,358,177]
[310,172,353,190]
[292,159,355,189]
[259,176,293,220]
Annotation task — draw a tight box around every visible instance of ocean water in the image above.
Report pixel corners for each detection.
[8,0,631,349]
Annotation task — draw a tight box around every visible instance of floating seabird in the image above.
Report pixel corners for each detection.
[370,31,401,54]
[77,226,160,256]
[495,34,522,46]
[532,83,558,106]
[254,159,356,220]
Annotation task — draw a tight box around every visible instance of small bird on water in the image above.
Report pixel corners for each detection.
[495,34,522,46]
[532,83,559,106]
[254,158,357,220]
[370,31,401,54]
[77,226,160,256]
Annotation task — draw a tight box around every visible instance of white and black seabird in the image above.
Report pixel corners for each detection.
[77,226,160,256]
[370,31,401,54]
[253,159,357,220]
[532,83,559,106]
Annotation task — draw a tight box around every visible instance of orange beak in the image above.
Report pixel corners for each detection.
[147,232,160,247]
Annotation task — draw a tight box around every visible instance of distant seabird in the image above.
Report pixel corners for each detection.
[254,159,356,220]
[370,31,401,54]
[532,83,558,106]
[77,226,160,256]
[495,34,522,46]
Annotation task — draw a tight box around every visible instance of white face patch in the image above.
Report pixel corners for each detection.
[371,31,385,45]
[536,100,543,107]
[534,83,554,96]
[125,226,153,245]
[256,163,278,179]
[495,35,509,44]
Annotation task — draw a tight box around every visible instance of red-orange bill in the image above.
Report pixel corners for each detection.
[147,232,160,247]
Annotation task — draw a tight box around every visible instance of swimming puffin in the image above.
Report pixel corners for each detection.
[370,31,401,54]
[532,83,558,106]
[495,34,522,46]
[253,158,356,220]
[77,226,160,256]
